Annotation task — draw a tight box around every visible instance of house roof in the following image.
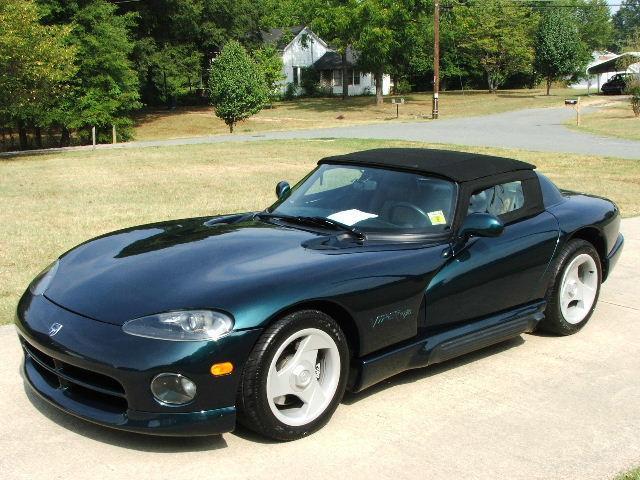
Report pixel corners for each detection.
[318,148,536,182]
[260,26,306,49]
[313,46,358,70]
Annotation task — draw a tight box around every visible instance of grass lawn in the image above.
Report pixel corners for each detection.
[134,88,593,141]
[567,96,640,141]
[1,138,638,325]
[617,467,640,480]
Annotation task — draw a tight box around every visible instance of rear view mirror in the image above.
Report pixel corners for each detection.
[459,213,504,239]
[275,181,291,200]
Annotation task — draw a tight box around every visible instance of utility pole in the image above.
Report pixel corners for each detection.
[432,0,440,119]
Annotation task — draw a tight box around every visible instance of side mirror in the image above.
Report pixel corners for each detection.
[459,213,504,240]
[275,181,291,200]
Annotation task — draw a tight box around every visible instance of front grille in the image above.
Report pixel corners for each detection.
[22,339,128,413]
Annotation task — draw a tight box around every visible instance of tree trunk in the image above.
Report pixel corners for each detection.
[341,53,349,100]
[60,127,71,147]
[229,122,234,133]
[375,70,384,105]
[17,120,28,150]
[546,76,552,96]
[392,74,398,95]
[35,127,43,149]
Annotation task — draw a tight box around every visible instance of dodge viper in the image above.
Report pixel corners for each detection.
[15,148,624,441]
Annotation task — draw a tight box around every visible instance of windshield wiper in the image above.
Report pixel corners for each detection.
[255,212,366,241]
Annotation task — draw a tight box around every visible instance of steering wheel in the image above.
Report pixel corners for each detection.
[388,202,430,228]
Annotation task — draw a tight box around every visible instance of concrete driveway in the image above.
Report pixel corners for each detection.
[1,218,639,480]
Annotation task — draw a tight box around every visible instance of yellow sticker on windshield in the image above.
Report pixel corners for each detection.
[428,210,446,225]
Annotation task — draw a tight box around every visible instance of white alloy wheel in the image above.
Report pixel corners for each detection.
[266,327,341,427]
[559,253,598,324]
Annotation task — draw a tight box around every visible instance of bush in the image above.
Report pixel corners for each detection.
[253,46,285,103]
[395,79,412,94]
[625,77,640,118]
[300,67,321,97]
[283,82,300,100]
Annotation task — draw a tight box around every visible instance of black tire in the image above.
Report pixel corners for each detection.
[236,310,349,441]
[538,239,602,336]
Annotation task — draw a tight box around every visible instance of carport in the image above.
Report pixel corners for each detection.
[586,51,640,93]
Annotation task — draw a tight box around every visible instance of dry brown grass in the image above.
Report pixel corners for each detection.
[134,88,593,141]
[1,138,637,325]
[567,96,640,141]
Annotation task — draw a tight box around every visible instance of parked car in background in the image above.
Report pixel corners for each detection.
[601,73,638,94]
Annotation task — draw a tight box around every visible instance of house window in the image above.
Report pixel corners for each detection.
[346,69,354,85]
[292,66,300,86]
[354,71,360,85]
[332,69,342,87]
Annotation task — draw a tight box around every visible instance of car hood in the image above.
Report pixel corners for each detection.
[43,214,326,325]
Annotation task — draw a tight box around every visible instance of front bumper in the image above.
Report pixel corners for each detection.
[16,292,261,436]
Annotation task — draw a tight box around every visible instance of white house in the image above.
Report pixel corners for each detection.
[260,26,392,96]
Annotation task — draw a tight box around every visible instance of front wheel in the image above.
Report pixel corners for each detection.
[236,310,349,441]
[539,239,602,335]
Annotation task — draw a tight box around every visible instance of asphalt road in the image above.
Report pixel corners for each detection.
[3,105,639,159]
[1,218,638,480]
[123,106,640,159]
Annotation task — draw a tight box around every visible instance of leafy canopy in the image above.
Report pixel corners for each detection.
[252,46,285,102]
[0,0,76,126]
[534,8,587,94]
[451,0,537,91]
[613,0,640,49]
[65,0,141,132]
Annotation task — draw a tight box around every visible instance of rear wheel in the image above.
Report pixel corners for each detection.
[236,310,349,441]
[539,239,602,335]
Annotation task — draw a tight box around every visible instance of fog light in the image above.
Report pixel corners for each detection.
[150,373,197,405]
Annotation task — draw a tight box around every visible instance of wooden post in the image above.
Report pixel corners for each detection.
[92,126,96,149]
[576,97,581,126]
[432,0,440,119]
[112,125,117,144]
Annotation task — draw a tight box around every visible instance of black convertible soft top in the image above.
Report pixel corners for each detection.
[318,148,535,182]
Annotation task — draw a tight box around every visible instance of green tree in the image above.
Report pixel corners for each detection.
[253,46,285,102]
[36,0,141,144]
[64,0,141,143]
[260,0,307,29]
[352,0,394,104]
[613,0,640,49]
[151,45,203,106]
[573,0,614,52]
[451,0,536,92]
[122,0,265,106]
[352,0,428,104]
[0,0,76,149]
[209,40,268,132]
[534,9,586,95]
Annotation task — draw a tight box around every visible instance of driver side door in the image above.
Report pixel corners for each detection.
[423,172,559,329]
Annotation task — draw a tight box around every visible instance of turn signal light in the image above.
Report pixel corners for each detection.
[210,362,234,376]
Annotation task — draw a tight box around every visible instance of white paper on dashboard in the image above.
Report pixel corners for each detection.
[327,209,378,226]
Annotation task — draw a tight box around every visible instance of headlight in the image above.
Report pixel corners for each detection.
[122,310,234,341]
[28,260,59,296]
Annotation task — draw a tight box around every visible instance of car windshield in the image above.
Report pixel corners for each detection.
[268,163,456,235]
